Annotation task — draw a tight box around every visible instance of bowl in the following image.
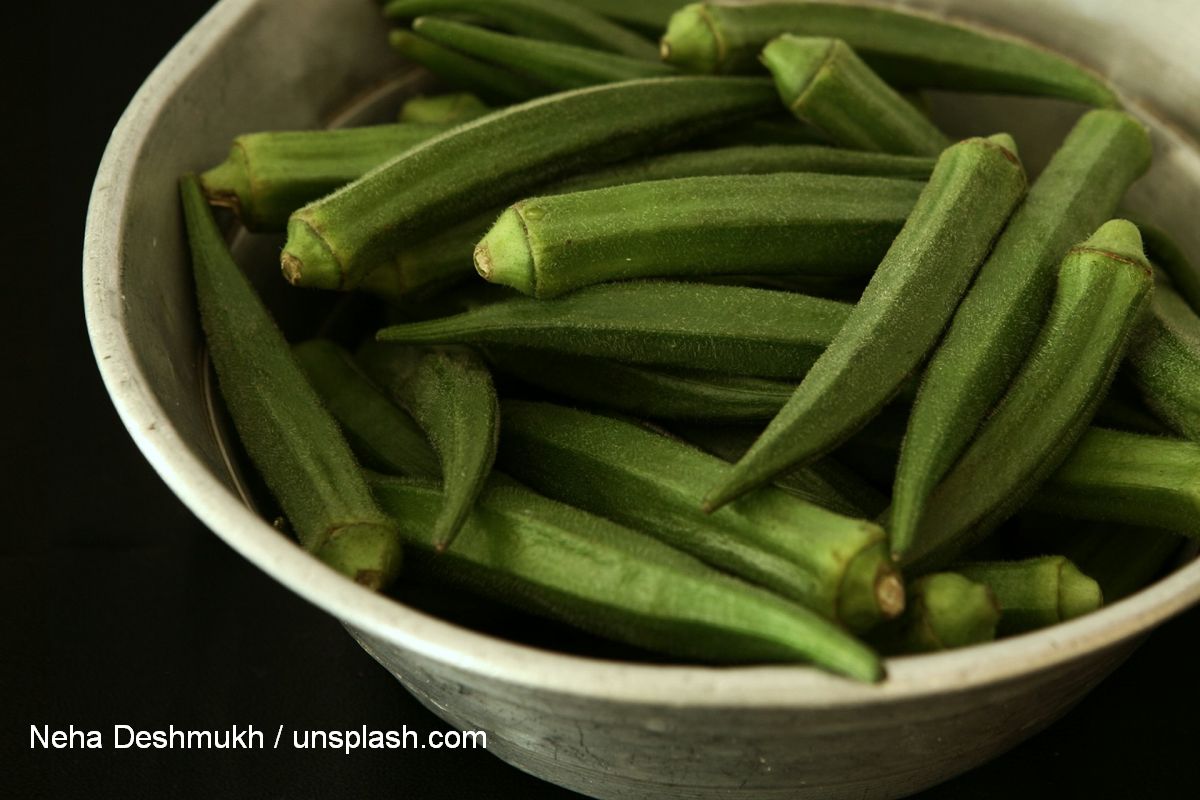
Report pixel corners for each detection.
[84,0,1200,797]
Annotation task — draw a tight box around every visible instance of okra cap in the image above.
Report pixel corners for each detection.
[281,216,344,290]
[1058,561,1104,621]
[475,207,538,296]
[660,3,722,73]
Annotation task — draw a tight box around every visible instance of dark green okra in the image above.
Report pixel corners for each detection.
[660,1,1119,106]
[378,281,851,378]
[200,123,447,231]
[871,573,1000,654]
[412,17,676,90]
[761,35,949,156]
[956,557,1103,636]
[370,474,884,680]
[704,134,1026,511]
[1138,220,1200,313]
[179,176,401,589]
[281,77,779,290]
[398,93,493,124]
[388,30,547,104]
[476,173,922,298]
[890,110,1151,557]
[903,221,1155,573]
[1126,282,1200,442]
[498,401,904,632]
[573,0,685,34]
[383,0,659,59]
[1047,521,1183,603]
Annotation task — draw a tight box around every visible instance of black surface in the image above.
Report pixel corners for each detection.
[9,1,1199,797]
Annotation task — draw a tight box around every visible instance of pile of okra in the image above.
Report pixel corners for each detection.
[182,0,1200,682]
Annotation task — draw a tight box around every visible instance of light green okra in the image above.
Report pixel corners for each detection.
[377,281,851,378]
[388,30,547,104]
[956,557,1103,636]
[761,35,949,156]
[370,474,884,680]
[281,76,779,290]
[398,92,493,124]
[903,220,1155,573]
[1126,282,1200,442]
[890,110,1151,556]
[871,573,999,655]
[498,401,904,632]
[660,2,1119,107]
[179,176,401,589]
[705,134,1026,512]
[412,17,677,90]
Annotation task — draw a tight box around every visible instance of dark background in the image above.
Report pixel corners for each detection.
[9,1,1198,797]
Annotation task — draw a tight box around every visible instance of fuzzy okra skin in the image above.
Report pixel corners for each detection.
[573,0,685,34]
[872,573,999,654]
[398,93,493,125]
[387,31,547,105]
[903,221,1155,573]
[660,2,1119,107]
[281,77,779,290]
[370,474,884,679]
[412,17,677,90]
[199,124,447,232]
[179,176,401,589]
[1126,282,1200,442]
[956,557,1103,636]
[762,35,949,156]
[498,401,904,632]
[890,110,1151,556]
[704,134,1026,512]
[383,0,659,59]
[378,281,850,378]
[477,173,922,298]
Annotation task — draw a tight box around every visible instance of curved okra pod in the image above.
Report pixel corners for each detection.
[383,0,659,59]
[498,401,904,632]
[412,17,676,90]
[956,557,1103,636]
[1126,282,1200,442]
[903,220,1155,573]
[660,2,1119,107]
[388,30,547,104]
[370,474,884,680]
[398,93,493,124]
[704,134,1026,512]
[871,573,1000,654]
[378,281,851,378]
[890,110,1151,556]
[761,36,949,156]
[179,176,401,589]
[199,123,447,231]
[476,173,922,298]
[281,77,779,290]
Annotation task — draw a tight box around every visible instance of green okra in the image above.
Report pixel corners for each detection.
[498,401,904,632]
[199,123,447,232]
[660,1,1119,107]
[383,0,659,59]
[389,349,500,550]
[370,474,884,679]
[698,117,830,147]
[281,76,779,290]
[1093,379,1172,435]
[292,339,441,480]
[484,347,796,422]
[903,220,1155,573]
[1138,220,1200,314]
[476,173,922,298]
[179,176,401,589]
[890,110,1151,556]
[388,30,548,105]
[1047,521,1183,603]
[704,134,1026,512]
[761,35,949,156]
[378,281,851,378]
[872,573,1000,654]
[1126,282,1200,442]
[573,0,685,35]
[956,557,1103,636]
[412,17,676,90]
[398,92,493,124]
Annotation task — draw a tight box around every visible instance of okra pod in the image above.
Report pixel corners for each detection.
[1138,219,1200,314]
[956,557,1103,635]
[903,220,1155,573]
[761,35,949,156]
[705,134,1026,511]
[1047,521,1183,603]
[872,573,999,654]
[660,2,1119,107]
[378,281,851,378]
[412,17,676,90]
[477,173,922,298]
[383,0,659,59]
[498,401,904,632]
[370,474,884,680]
[398,92,493,124]
[199,123,447,231]
[573,0,684,34]
[179,176,401,589]
[890,110,1151,555]
[282,77,779,290]
[387,30,547,104]
[1126,282,1200,442]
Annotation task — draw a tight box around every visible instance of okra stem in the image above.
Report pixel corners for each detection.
[956,557,1103,635]
[871,573,999,654]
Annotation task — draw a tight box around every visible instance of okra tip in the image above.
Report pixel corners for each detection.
[660,3,721,73]
[474,208,537,295]
[281,215,343,290]
[1059,561,1104,621]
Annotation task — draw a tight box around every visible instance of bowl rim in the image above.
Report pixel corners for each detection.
[84,0,1200,708]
